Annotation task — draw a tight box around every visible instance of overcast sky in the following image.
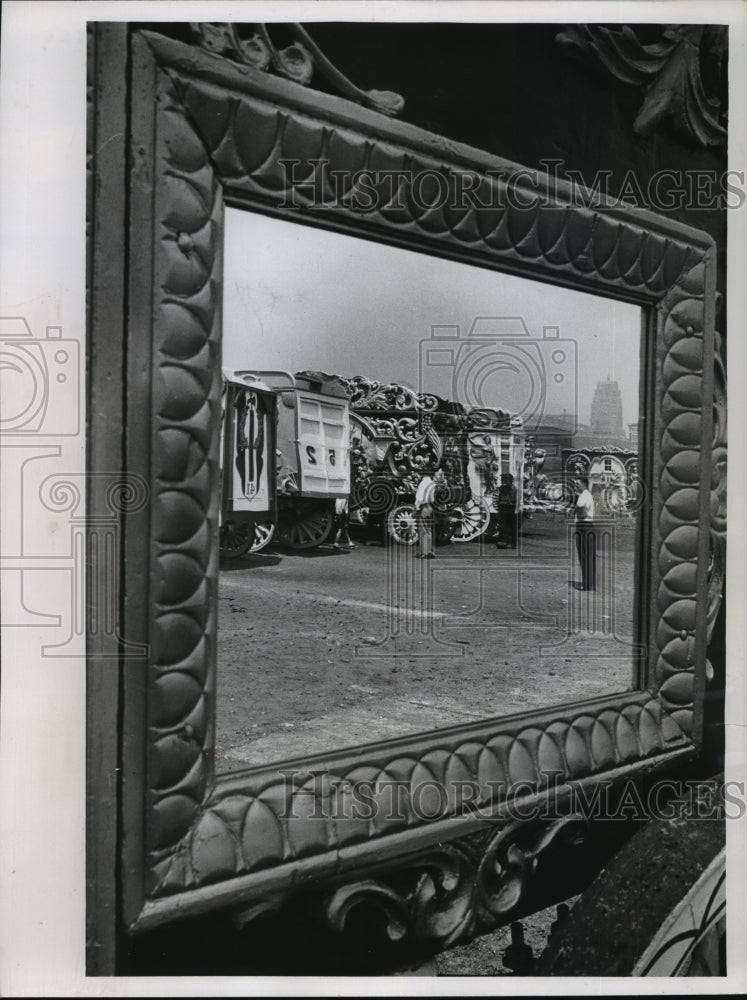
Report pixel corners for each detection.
[224,209,642,429]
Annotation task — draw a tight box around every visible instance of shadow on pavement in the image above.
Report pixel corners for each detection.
[219,553,283,571]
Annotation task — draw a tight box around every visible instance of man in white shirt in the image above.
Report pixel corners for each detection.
[414,468,441,558]
[573,476,596,590]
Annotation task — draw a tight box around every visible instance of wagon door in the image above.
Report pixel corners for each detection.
[296,390,350,499]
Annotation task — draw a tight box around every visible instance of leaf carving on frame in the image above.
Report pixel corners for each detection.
[556,24,728,148]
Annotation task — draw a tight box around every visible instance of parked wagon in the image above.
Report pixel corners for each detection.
[274,371,351,548]
[562,446,640,516]
[219,369,352,556]
[219,370,277,557]
[296,373,529,547]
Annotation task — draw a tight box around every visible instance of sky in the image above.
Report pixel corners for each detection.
[223,209,642,430]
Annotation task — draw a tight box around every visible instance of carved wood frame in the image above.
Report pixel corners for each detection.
[88,27,722,947]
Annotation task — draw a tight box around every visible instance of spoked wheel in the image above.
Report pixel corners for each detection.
[449,497,491,542]
[386,503,419,546]
[248,520,275,553]
[220,519,275,557]
[435,515,456,546]
[277,500,335,549]
[220,520,254,558]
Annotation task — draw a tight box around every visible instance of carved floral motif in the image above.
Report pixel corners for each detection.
[556,24,728,148]
[304,373,442,414]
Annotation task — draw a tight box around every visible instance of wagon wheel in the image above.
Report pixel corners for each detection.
[248,520,275,553]
[434,514,456,546]
[277,500,335,549]
[386,503,419,546]
[220,520,254,558]
[220,519,275,557]
[449,497,491,542]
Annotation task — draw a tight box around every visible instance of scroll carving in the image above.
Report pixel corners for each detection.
[189,22,405,116]
[308,373,518,507]
[334,375,441,414]
[326,817,589,950]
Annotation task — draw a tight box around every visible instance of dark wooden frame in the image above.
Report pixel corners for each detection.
[87,25,724,969]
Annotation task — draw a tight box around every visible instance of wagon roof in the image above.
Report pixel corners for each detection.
[296,371,521,428]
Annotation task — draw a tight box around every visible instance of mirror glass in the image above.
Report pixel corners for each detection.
[217,208,645,772]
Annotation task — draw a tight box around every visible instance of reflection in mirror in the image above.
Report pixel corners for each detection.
[217,209,644,772]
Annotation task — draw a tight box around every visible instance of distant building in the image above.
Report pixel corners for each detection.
[529,379,636,473]
[563,446,639,516]
[591,377,624,438]
[528,411,587,473]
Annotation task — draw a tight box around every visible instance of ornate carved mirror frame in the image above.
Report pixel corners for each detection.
[87,25,723,965]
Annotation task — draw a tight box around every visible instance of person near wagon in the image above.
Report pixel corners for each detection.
[572,475,596,590]
[495,473,518,549]
[332,496,356,550]
[414,468,440,559]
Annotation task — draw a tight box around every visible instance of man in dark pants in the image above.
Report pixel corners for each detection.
[496,473,518,549]
[573,475,596,590]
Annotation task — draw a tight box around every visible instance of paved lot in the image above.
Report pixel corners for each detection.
[217,511,638,771]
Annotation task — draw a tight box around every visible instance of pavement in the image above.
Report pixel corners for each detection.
[217,511,638,771]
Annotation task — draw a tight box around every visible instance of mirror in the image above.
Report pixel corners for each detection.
[217,209,645,771]
[86,26,719,949]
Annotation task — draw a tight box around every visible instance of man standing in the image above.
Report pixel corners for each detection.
[332,496,355,550]
[573,475,596,590]
[414,468,440,559]
[495,473,518,549]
